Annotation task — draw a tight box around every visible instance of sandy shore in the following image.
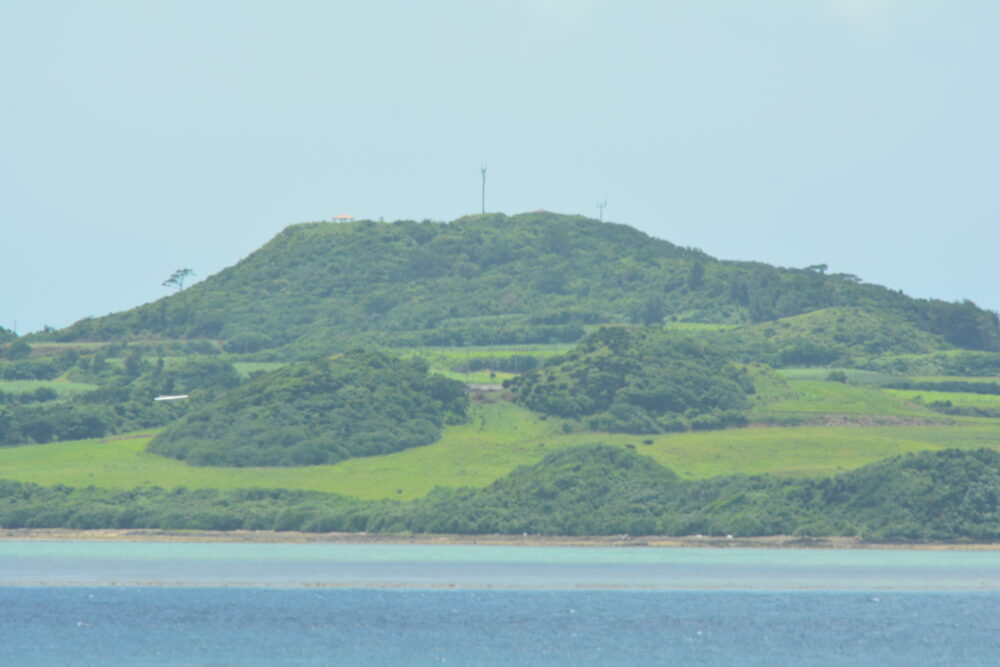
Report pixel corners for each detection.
[3,528,999,550]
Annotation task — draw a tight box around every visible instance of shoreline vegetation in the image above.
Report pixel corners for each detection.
[3,528,999,550]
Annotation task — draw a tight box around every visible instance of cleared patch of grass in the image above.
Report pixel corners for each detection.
[882,389,1000,409]
[754,381,934,418]
[557,427,944,479]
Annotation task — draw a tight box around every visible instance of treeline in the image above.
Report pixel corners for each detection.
[372,323,585,349]
[867,351,1000,377]
[885,380,1000,395]
[2,445,998,540]
[30,213,1000,358]
[149,350,469,467]
[0,357,73,381]
[0,387,59,406]
[382,445,1000,540]
[452,355,541,374]
[509,327,754,433]
[0,482,372,532]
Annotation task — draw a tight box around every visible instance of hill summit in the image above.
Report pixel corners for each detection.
[40,212,1000,358]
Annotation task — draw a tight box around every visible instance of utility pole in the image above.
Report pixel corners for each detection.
[597,196,607,222]
[480,162,487,214]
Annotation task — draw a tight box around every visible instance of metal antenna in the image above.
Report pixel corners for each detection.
[597,196,607,222]
[480,161,487,214]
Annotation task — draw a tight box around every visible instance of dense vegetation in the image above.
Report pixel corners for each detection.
[867,350,1000,376]
[0,357,240,446]
[368,445,1000,539]
[699,307,950,368]
[148,350,468,467]
[32,213,1000,358]
[0,481,370,532]
[509,327,754,432]
[2,445,998,540]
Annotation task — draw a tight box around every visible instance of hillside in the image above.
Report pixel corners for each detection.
[699,307,952,368]
[35,212,1000,358]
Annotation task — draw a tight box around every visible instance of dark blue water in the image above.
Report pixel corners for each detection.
[2,587,998,666]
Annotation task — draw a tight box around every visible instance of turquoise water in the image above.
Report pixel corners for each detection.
[2,542,999,665]
[1,541,998,589]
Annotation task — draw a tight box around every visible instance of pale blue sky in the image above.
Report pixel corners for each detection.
[2,0,998,334]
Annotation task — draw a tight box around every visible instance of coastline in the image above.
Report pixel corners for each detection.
[4,528,999,550]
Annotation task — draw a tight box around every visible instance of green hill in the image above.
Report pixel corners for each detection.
[148,351,468,466]
[5,211,1000,540]
[509,326,755,432]
[36,212,1000,358]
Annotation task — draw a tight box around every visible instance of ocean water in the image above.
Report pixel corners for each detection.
[2,541,999,665]
[3,588,999,665]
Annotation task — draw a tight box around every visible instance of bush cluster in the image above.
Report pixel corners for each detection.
[509,327,754,433]
[149,350,469,467]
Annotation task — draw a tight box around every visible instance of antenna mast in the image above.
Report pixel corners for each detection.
[480,162,487,214]
[597,195,607,222]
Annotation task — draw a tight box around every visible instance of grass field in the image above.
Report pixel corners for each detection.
[908,375,1000,384]
[5,343,1000,501]
[753,380,936,419]
[881,389,1000,409]
[0,403,559,500]
[3,398,1000,500]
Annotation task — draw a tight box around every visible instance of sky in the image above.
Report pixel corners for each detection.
[2,0,998,334]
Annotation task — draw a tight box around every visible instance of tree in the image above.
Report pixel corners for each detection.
[631,294,667,325]
[5,340,32,360]
[687,259,706,290]
[163,268,195,292]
